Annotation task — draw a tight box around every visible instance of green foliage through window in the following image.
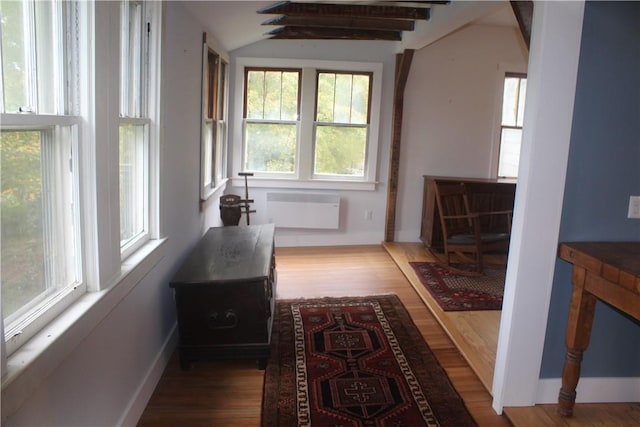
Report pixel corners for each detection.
[314,72,371,177]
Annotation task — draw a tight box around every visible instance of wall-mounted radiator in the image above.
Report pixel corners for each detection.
[266,192,340,229]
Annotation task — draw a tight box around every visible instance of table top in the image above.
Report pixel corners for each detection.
[559,242,640,277]
[170,224,275,287]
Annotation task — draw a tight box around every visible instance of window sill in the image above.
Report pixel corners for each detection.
[229,176,378,191]
[1,238,167,422]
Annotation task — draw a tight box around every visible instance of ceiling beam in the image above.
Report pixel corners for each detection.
[262,15,416,32]
[510,1,533,49]
[258,2,432,20]
[267,26,402,41]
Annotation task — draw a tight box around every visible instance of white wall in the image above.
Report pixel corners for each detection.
[226,39,398,247]
[4,3,223,425]
[395,24,528,242]
[223,24,526,247]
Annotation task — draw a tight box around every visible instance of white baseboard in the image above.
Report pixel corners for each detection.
[274,230,384,247]
[536,377,640,404]
[117,324,178,427]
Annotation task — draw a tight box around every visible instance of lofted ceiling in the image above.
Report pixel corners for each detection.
[181,1,524,53]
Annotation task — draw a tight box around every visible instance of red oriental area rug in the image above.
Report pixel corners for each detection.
[261,295,477,427]
[409,262,505,311]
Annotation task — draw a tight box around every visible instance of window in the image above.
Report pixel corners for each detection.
[498,74,527,178]
[235,58,382,189]
[1,0,84,352]
[315,71,371,178]
[243,68,300,174]
[1,0,163,358]
[200,33,229,200]
[119,0,149,257]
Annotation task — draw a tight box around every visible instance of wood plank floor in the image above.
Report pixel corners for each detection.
[138,245,511,426]
[384,242,640,427]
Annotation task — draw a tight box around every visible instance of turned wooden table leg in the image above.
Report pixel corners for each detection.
[558,267,597,417]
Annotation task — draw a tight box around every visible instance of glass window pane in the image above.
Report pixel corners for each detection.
[246,71,265,119]
[317,73,370,125]
[501,77,519,126]
[1,128,77,322]
[120,0,143,117]
[202,122,214,188]
[280,71,298,121]
[334,74,352,123]
[316,73,335,122]
[351,75,370,124]
[498,128,522,178]
[264,71,282,120]
[314,125,366,176]
[34,0,63,114]
[517,78,527,127]
[246,70,299,121]
[1,130,46,318]
[119,124,146,246]
[1,1,32,112]
[244,122,296,173]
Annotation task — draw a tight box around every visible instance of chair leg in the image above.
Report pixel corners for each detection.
[476,252,484,274]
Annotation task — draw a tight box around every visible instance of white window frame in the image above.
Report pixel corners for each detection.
[233,57,382,191]
[0,0,85,356]
[491,63,528,180]
[200,33,230,201]
[118,0,157,259]
[497,72,527,179]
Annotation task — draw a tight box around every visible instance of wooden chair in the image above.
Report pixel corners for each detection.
[434,182,512,274]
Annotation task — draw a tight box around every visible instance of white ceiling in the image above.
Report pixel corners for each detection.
[180,0,519,53]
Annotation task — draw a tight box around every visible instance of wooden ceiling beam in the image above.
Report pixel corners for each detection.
[262,15,415,32]
[258,2,431,21]
[267,26,402,41]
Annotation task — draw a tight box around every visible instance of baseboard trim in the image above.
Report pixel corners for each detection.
[274,230,384,247]
[536,377,640,404]
[117,324,178,426]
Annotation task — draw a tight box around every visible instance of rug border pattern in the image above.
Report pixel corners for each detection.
[262,294,478,427]
[291,300,437,426]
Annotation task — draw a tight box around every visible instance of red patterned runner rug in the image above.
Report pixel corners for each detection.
[262,295,477,426]
[409,262,505,311]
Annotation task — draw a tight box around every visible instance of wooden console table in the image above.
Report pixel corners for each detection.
[557,241,640,417]
[170,224,276,370]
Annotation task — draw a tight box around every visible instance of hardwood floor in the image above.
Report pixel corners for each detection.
[138,243,639,426]
[383,241,502,392]
[384,242,640,427]
[138,245,511,426]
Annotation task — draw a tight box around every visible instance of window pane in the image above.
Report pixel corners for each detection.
[246,70,299,120]
[202,122,214,188]
[351,75,370,124]
[119,124,146,246]
[34,0,63,114]
[517,79,527,127]
[1,128,77,321]
[314,125,366,176]
[244,122,296,172]
[498,128,522,178]
[120,0,143,117]
[246,71,265,119]
[1,131,46,318]
[501,77,520,127]
[316,73,335,122]
[317,72,370,125]
[1,1,32,112]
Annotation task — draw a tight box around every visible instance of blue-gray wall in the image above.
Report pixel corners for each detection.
[541,1,640,378]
